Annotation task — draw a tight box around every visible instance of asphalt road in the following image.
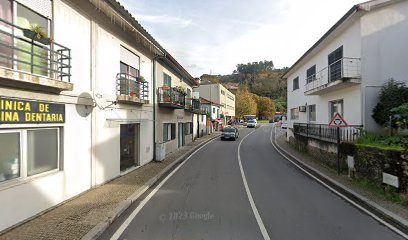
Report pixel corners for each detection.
[100,125,405,240]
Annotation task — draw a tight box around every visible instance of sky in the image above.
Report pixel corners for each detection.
[119,0,363,77]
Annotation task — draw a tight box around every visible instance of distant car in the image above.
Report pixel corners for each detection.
[281,121,288,129]
[247,119,257,128]
[221,127,239,141]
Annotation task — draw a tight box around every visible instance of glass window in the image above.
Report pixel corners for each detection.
[290,108,299,120]
[308,105,316,122]
[0,0,12,68]
[293,77,299,90]
[212,108,215,114]
[306,65,316,83]
[163,73,171,86]
[120,61,139,77]
[0,132,20,182]
[27,129,58,176]
[330,100,344,119]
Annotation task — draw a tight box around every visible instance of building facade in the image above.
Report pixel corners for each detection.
[0,0,201,232]
[194,83,235,124]
[284,0,408,140]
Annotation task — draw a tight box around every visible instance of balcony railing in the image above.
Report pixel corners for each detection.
[293,123,363,143]
[158,86,186,109]
[185,98,200,113]
[0,18,71,84]
[116,73,149,104]
[305,57,361,95]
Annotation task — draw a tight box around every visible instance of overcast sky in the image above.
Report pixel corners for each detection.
[119,0,362,77]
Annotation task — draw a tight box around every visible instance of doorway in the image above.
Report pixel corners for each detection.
[120,124,140,171]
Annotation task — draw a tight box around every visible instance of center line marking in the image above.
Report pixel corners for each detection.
[238,128,271,240]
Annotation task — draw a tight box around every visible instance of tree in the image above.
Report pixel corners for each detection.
[255,96,276,119]
[235,90,257,118]
[372,79,408,127]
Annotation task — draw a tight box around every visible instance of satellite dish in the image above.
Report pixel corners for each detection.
[92,88,116,110]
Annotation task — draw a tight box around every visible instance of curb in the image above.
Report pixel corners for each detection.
[81,134,220,240]
[271,126,408,237]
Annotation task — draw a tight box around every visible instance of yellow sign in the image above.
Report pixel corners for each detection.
[0,98,65,124]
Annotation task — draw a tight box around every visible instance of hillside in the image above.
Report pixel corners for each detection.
[200,61,288,112]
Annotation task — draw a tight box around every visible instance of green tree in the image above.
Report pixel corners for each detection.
[236,90,257,118]
[372,79,408,126]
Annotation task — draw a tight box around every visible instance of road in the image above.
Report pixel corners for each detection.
[100,124,405,240]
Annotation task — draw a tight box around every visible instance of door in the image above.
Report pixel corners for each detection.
[178,123,185,148]
[328,46,343,82]
[120,124,139,171]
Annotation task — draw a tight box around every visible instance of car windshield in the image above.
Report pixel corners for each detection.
[224,128,236,132]
[248,120,255,123]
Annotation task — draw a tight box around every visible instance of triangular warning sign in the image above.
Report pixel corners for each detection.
[329,113,348,127]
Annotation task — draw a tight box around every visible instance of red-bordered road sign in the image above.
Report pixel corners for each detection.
[329,113,348,127]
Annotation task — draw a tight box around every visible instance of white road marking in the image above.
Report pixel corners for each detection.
[270,125,408,240]
[110,138,218,240]
[238,129,272,240]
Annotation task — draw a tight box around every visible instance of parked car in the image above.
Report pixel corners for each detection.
[247,119,257,128]
[281,121,288,129]
[221,127,239,141]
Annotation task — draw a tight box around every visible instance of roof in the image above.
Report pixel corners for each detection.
[282,0,399,79]
[200,97,222,107]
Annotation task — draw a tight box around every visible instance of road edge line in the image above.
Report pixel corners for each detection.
[270,125,408,239]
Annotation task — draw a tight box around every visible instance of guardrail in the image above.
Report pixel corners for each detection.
[158,86,186,108]
[0,18,71,82]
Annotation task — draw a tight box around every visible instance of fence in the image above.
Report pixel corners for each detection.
[116,73,149,100]
[293,123,363,143]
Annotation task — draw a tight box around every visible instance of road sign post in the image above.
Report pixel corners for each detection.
[329,113,348,175]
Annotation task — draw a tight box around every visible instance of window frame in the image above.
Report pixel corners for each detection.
[163,123,176,142]
[290,108,299,120]
[0,127,61,186]
[306,65,316,83]
[308,104,316,122]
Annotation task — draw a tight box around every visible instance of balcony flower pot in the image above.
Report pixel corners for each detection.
[23,25,52,45]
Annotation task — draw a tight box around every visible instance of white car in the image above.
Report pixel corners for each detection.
[281,122,288,129]
[246,119,257,128]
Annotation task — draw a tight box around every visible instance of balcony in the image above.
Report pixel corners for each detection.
[304,58,361,95]
[185,98,201,113]
[0,18,72,93]
[158,86,186,109]
[116,73,149,104]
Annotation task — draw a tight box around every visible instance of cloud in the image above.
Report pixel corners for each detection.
[135,14,194,28]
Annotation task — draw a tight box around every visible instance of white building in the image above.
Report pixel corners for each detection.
[0,0,198,232]
[194,83,235,123]
[284,0,408,140]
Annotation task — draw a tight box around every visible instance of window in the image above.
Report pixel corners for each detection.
[120,62,138,77]
[163,123,176,142]
[306,65,316,83]
[290,108,299,120]
[221,90,225,95]
[308,105,316,122]
[213,108,215,114]
[163,73,172,87]
[293,77,299,91]
[328,46,343,82]
[0,128,60,184]
[329,99,343,120]
[201,114,204,121]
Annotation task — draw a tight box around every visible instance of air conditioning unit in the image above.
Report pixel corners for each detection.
[299,106,307,112]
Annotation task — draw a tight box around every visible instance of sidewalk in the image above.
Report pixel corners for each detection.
[0,133,220,240]
[273,126,408,231]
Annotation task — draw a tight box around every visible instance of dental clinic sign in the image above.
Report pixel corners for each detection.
[0,98,65,124]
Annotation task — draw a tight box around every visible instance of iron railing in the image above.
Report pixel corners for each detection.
[305,57,361,92]
[158,86,186,108]
[293,123,363,143]
[116,73,149,100]
[0,18,71,82]
[185,98,200,112]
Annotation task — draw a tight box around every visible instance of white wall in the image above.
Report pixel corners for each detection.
[287,19,362,128]
[361,1,408,132]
